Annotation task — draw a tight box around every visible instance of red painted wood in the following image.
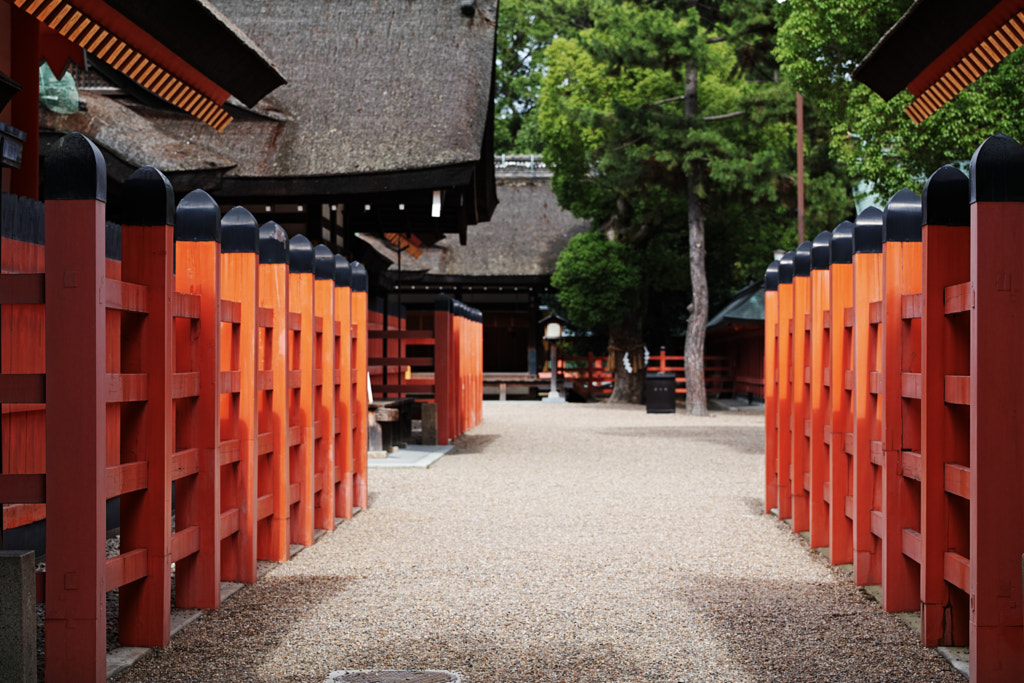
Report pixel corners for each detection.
[791,265,812,533]
[921,214,971,648]
[313,273,335,530]
[256,256,289,561]
[970,193,1024,680]
[881,235,923,613]
[333,279,353,519]
[434,301,452,445]
[117,211,174,647]
[809,254,831,546]
[764,288,779,515]
[219,247,258,584]
[174,238,222,610]
[288,260,315,544]
[853,245,883,586]
[0,473,45,503]
[352,288,369,509]
[776,272,794,520]
[829,255,854,565]
[43,196,106,681]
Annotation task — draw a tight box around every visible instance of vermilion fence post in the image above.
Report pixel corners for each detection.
[852,207,884,587]
[774,251,795,519]
[880,189,923,614]
[791,241,813,533]
[333,255,353,519]
[219,207,260,584]
[969,134,1024,681]
[313,245,336,531]
[434,294,452,445]
[828,222,855,566]
[920,165,971,648]
[174,190,222,609]
[808,231,833,549]
[351,262,369,510]
[256,223,290,562]
[287,235,316,547]
[42,132,108,681]
[763,260,780,515]
[117,166,175,646]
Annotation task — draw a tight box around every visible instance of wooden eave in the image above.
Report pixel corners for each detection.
[854,0,1024,123]
[15,0,283,130]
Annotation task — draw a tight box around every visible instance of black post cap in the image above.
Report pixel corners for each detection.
[175,189,221,243]
[435,293,452,311]
[350,262,368,292]
[811,231,832,270]
[794,241,813,277]
[853,207,883,254]
[258,221,289,264]
[764,260,781,291]
[883,189,922,243]
[970,133,1024,203]
[830,221,855,264]
[334,254,351,287]
[222,206,259,254]
[44,132,106,202]
[778,251,796,284]
[923,165,970,227]
[314,244,335,280]
[288,234,314,273]
[122,166,173,227]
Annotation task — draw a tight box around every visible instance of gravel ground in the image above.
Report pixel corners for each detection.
[111,401,963,683]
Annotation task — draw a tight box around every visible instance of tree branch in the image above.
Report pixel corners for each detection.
[703,110,745,121]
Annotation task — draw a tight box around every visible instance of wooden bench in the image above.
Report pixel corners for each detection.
[370,397,416,451]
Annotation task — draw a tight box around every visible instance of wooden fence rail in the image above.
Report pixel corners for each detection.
[0,133,370,680]
[554,351,734,401]
[366,293,483,444]
[765,133,1024,682]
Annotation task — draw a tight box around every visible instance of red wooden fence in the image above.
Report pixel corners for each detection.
[766,134,1024,682]
[366,293,484,444]
[554,351,734,401]
[0,133,370,680]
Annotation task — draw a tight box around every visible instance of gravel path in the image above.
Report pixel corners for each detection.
[112,401,962,682]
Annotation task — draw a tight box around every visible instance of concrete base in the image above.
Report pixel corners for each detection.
[541,392,565,404]
[0,550,36,683]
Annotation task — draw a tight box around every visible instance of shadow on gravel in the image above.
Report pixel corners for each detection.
[594,425,764,455]
[449,433,501,455]
[667,572,962,683]
[110,574,354,683]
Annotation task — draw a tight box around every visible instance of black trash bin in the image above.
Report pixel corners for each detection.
[645,372,677,413]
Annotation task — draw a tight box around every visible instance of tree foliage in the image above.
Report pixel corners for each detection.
[537,0,851,407]
[775,0,1024,200]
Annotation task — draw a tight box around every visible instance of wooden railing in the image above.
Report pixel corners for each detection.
[367,295,483,443]
[0,133,370,680]
[766,134,1024,681]
[549,351,734,401]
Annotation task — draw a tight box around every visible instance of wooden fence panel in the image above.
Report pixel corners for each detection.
[287,235,316,547]
[920,165,971,649]
[351,263,369,511]
[256,222,290,562]
[828,222,855,566]
[42,132,108,680]
[313,245,336,531]
[969,134,1024,681]
[774,251,795,520]
[173,190,222,610]
[763,261,780,515]
[219,207,261,584]
[880,189,923,614]
[791,241,813,534]
[117,166,175,646]
[808,231,833,549]
[332,256,353,519]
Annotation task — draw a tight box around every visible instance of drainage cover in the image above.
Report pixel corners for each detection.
[325,671,461,683]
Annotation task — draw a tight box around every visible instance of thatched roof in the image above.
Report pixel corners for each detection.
[146,0,497,183]
[375,173,589,284]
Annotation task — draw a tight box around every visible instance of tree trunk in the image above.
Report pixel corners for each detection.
[608,316,644,403]
[684,60,709,416]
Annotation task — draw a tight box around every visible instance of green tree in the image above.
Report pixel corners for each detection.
[540,0,850,410]
[494,0,598,153]
[775,0,1024,200]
